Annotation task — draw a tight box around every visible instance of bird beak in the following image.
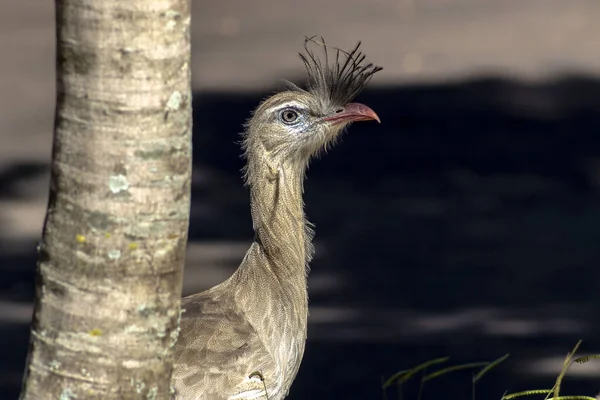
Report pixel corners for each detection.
[322,103,381,125]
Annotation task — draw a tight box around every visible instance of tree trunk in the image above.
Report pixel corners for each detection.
[19,1,192,399]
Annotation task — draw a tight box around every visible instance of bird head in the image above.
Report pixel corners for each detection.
[243,36,382,169]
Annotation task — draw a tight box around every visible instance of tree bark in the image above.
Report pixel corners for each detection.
[19,1,192,399]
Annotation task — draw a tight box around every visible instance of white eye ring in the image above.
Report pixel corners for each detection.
[279,108,300,125]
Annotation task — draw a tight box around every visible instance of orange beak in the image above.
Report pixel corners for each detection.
[322,103,381,125]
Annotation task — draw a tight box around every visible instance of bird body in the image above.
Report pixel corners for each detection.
[172,37,381,400]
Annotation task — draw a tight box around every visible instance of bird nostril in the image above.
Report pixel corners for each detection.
[335,108,344,114]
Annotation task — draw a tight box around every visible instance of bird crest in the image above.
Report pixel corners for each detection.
[296,35,383,108]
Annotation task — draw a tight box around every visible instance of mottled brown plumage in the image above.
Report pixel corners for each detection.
[172,37,381,400]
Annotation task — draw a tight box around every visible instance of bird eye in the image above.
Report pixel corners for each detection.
[279,108,299,125]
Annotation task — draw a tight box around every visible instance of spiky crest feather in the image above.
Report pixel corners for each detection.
[298,35,383,108]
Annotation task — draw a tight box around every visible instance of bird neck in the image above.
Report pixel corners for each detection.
[245,153,313,284]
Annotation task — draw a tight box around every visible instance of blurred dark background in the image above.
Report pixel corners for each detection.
[2,0,600,399]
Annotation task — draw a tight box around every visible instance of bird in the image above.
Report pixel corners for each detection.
[171,36,382,400]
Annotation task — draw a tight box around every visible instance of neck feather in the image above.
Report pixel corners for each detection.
[224,126,315,386]
[242,147,314,281]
